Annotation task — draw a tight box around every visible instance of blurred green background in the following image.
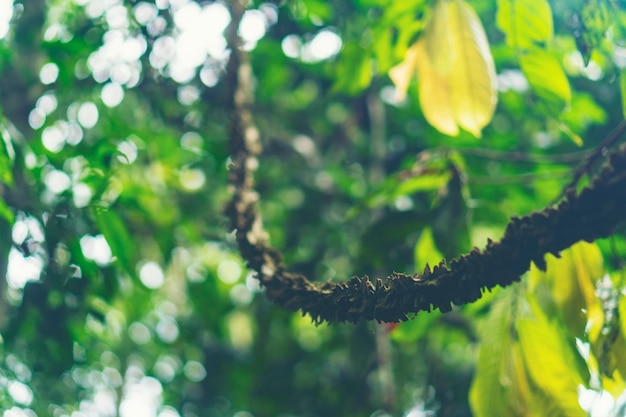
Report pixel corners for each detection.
[0,0,625,416]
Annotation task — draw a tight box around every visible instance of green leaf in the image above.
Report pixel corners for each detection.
[470,289,531,417]
[518,47,571,111]
[390,309,441,343]
[621,70,626,119]
[333,42,372,95]
[414,227,444,269]
[363,169,450,208]
[0,198,14,224]
[496,0,553,49]
[393,172,451,198]
[619,294,626,348]
[611,8,626,44]
[0,126,14,185]
[574,0,616,65]
[357,212,428,270]
[92,206,137,276]
[301,0,333,22]
[561,92,607,133]
[372,27,395,74]
[431,167,471,258]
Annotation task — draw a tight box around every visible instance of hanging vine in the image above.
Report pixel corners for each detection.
[223,0,626,324]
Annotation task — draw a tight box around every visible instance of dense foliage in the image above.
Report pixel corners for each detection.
[1,0,626,416]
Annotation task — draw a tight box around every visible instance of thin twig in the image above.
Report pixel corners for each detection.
[466,170,571,185]
[460,147,596,164]
[562,119,626,194]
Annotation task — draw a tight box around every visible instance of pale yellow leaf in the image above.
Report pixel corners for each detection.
[446,0,498,137]
[424,0,456,74]
[517,304,588,417]
[620,293,626,347]
[529,241,604,340]
[570,242,604,342]
[389,42,421,102]
[416,40,460,136]
[560,123,584,147]
[389,0,497,137]
[602,369,626,400]
[508,343,532,416]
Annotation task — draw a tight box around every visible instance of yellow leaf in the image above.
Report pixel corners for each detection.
[602,370,626,400]
[424,0,456,74]
[416,40,460,136]
[445,0,498,137]
[389,42,421,102]
[529,241,604,340]
[570,243,604,342]
[599,334,626,396]
[508,343,533,416]
[517,303,588,417]
[389,0,497,137]
[620,294,626,346]
[560,123,584,147]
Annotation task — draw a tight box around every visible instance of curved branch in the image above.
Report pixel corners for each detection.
[223,2,626,324]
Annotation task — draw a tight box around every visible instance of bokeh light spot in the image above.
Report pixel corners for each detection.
[0,0,14,39]
[28,108,46,130]
[156,318,179,343]
[80,234,113,266]
[41,124,65,152]
[6,248,42,289]
[39,62,59,85]
[129,322,151,345]
[179,168,205,191]
[239,9,267,44]
[77,102,99,128]
[72,183,93,208]
[117,140,138,164]
[134,2,158,25]
[183,360,206,382]
[139,261,165,289]
[302,30,342,62]
[44,170,71,194]
[36,94,58,115]
[217,259,241,284]
[7,381,33,406]
[281,34,302,59]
